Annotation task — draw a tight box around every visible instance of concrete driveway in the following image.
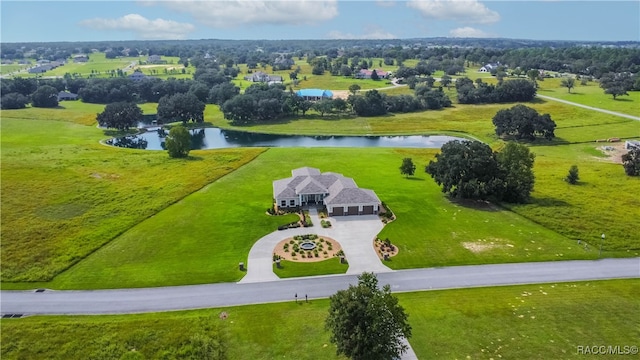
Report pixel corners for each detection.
[240,209,391,283]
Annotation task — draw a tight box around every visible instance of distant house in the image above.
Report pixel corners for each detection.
[273,167,381,216]
[128,70,148,81]
[243,71,283,84]
[18,59,30,65]
[28,64,53,73]
[147,55,166,64]
[355,69,389,79]
[625,140,640,151]
[57,91,78,101]
[479,63,501,73]
[296,89,333,101]
[73,54,88,63]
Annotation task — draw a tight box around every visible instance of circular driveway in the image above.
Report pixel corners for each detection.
[239,209,391,283]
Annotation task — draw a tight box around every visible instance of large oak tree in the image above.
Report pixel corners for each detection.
[96,102,142,130]
[326,273,412,360]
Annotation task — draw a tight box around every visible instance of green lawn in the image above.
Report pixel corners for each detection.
[3,94,639,288]
[0,63,29,75]
[206,96,639,145]
[17,145,636,290]
[7,53,196,80]
[2,279,637,359]
[274,258,348,278]
[0,105,267,283]
[538,78,640,117]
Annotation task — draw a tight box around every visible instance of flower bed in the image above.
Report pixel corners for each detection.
[273,235,343,263]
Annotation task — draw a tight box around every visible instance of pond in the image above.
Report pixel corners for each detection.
[105,127,466,150]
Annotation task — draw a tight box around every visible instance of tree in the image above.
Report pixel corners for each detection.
[312,98,334,117]
[599,72,634,99]
[370,69,379,81]
[492,104,556,141]
[426,140,503,200]
[165,125,191,158]
[1,92,29,109]
[31,85,59,108]
[96,102,142,130]
[565,165,580,184]
[348,84,361,96]
[497,142,535,203]
[526,69,540,88]
[440,74,452,90]
[326,272,412,360]
[400,158,416,178]
[622,148,640,176]
[560,77,575,93]
[157,92,205,124]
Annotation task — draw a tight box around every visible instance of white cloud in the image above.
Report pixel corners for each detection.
[328,25,396,40]
[449,26,490,38]
[79,14,194,39]
[143,0,339,28]
[376,1,396,7]
[407,0,500,24]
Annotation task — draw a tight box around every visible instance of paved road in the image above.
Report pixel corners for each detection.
[1,258,637,316]
[537,94,640,121]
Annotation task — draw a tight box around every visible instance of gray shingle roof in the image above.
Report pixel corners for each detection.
[273,167,380,206]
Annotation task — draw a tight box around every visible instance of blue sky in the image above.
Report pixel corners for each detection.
[1,1,639,43]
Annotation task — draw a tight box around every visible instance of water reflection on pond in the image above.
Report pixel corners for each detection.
[106,127,466,150]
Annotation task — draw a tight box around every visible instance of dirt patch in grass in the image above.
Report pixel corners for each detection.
[331,90,350,99]
[596,142,629,164]
[273,236,342,262]
[462,239,514,253]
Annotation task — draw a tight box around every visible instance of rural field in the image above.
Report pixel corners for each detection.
[3,52,194,80]
[1,83,638,289]
[2,279,637,359]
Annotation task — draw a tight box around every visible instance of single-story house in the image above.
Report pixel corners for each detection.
[296,89,333,101]
[128,71,148,81]
[479,63,501,72]
[273,167,381,216]
[625,140,640,150]
[355,69,389,79]
[243,71,283,83]
[28,64,53,73]
[57,91,78,101]
[73,54,88,63]
[147,55,166,64]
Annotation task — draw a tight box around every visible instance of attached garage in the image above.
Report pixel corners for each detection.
[362,205,374,215]
[347,206,359,215]
[331,207,344,216]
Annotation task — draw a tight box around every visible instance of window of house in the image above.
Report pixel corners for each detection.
[281,200,286,207]
[290,200,295,206]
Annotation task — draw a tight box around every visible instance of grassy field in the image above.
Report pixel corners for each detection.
[0,103,267,283]
[6,53,195,79]
[3,90,639,288]
[207,96,639,145]
[232,61,393,91]
[538,78,640,117]
[273,258,348,278]
[10,145,636,290]
[2,279,637,359]
[0,63,30,75]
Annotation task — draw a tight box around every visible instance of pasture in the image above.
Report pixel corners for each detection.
[2,279,637,359]
[1,72,639,288]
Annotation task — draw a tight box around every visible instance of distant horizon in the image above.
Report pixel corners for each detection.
[2,36,640,46]
[1,1,639,43]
